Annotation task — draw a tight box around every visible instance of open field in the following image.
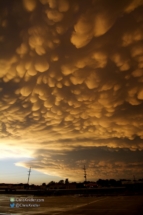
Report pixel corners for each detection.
[0,186,141,196]
[59,195,143,215]
[0,195,143,215]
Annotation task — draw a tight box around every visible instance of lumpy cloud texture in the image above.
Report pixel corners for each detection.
[0,0,143,180]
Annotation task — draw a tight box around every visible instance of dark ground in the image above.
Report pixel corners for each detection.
[0,195,143,214]
[59,196,143,215]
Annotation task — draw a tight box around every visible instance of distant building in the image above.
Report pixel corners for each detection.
[0,183,27,191]
[84,182,98,188]
[48,182,76,190]
[65,183,76,189]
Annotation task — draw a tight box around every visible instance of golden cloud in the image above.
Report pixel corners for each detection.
[23,0,37,12]
[1,0,143,181]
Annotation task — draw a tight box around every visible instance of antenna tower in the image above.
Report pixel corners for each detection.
[83,165,87,182]
[27,167,31,185]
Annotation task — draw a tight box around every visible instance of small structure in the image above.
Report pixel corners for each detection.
[83,165,87,182]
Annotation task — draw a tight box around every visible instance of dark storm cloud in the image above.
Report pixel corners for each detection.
[1,0,143,180]
[18,146,143,180]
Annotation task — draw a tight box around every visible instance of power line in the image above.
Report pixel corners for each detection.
[4,171,28,174]
[1,172,46,175]
[2,172,25,175]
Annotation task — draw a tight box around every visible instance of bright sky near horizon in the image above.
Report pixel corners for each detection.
[0,158,62,185]
[1,0,143,184]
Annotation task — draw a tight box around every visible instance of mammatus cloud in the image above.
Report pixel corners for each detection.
[23,0,37,12]
[16,146,143,180]
[0,0,143,181]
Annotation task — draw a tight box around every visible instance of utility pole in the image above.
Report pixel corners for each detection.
[83,165,87,182]
[27,167,31,185]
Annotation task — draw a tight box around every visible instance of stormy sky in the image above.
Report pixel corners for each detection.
[1,0,143,183]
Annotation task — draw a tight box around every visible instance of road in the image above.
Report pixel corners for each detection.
[58,196,143,215]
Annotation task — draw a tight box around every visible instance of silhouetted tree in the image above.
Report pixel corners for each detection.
[59,180,64,184]
[65,178,69,184]
[47,181,55,185]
